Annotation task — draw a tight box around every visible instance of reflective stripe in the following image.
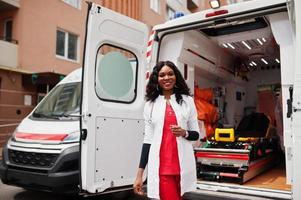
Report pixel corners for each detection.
[146,30,156,63]
[15,132,68,141]
[195,152,249,160]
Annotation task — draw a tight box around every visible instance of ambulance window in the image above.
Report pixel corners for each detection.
[95,44,138,103]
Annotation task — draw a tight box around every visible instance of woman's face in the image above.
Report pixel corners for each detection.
[158,65,176,92]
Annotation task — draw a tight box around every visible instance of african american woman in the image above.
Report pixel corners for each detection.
[133,61,200,200]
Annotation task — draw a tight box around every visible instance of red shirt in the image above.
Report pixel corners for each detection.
[159,103,180,175]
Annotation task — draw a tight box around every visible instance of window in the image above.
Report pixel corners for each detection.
[150,0,160,13]
[62,0,80,9]
[3,19,13,42]
[166,6,175,20]
[95,44,138,103]
[56,30,78,61]
[32,82,81,120]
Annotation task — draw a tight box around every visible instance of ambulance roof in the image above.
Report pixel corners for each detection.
[153,0,286,32]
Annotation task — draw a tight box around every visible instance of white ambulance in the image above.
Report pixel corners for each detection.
[0,68,82,193]
[80,0,300,199]
[1,0,301,199]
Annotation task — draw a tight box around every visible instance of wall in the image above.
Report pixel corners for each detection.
[167,0,189,14]
[0,69,36,147]
[0,70,36,122]
[16,0,141,75]
[17,0,89,74]
[141,0,166,31]
[246,69,281,107]
[225,81,247,126]
[101,0,140,20]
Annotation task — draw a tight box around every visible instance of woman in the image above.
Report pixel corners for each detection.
[133,61,200,199]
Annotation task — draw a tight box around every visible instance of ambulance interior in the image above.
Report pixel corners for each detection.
[158,12,291,191]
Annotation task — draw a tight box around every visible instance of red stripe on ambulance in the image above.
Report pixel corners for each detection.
[15,132,68,141]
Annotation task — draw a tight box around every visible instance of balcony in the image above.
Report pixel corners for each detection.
[0,0,19,11]
[0,38,18,68]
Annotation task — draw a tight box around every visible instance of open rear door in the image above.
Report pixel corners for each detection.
[268,9,295,187]
[80,3,148,193]
[292,1,301,199]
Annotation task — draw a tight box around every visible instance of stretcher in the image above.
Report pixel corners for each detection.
[195,113,280,184]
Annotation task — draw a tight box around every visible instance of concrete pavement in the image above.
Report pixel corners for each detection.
[0,180,146,200]
[0,180,283,200]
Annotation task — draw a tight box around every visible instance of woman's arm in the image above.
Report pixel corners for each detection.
[133,168,146,196]
[133,144,150,196]
[171,126,199,141]
[138,143,151,168]
[185,130,199,141]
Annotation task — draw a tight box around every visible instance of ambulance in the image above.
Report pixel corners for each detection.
[1,0,301,199]
[0,68,82,193]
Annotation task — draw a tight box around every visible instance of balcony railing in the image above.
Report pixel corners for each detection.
[0,37,18,68]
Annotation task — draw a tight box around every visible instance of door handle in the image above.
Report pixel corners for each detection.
[287,86,293,118]
[81,129,88,140]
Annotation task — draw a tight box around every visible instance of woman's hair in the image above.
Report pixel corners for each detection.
[145,60,191,104]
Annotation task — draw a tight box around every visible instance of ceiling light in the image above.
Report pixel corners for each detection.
[262,37,266,42]
[261,58,268,65]
[275,58,280,63]
[257,38,263,45]
[209,0,220,9]
[242,41,251,50]
[227,43,235,49]
[252,61,257,66]
[222,43,228,48]
[249,63,253,67]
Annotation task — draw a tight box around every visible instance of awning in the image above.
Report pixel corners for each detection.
[22,72,65,85]
[0,65,33,74]
[0,65,65,85]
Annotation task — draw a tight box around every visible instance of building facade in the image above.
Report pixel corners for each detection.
[1,0,244,148]
[0,0,143,148]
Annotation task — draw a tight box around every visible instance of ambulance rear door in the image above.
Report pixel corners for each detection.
[291,1,301,200]
[80,3,148,194]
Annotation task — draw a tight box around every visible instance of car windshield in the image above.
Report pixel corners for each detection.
[32,82,81,120]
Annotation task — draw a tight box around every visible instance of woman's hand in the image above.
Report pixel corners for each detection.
[133,169,145,196]
[170,125,186,137]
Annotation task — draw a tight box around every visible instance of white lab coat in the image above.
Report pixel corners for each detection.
[143,94,199,199]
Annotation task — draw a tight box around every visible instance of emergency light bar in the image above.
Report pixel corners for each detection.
[205,9,228,18]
